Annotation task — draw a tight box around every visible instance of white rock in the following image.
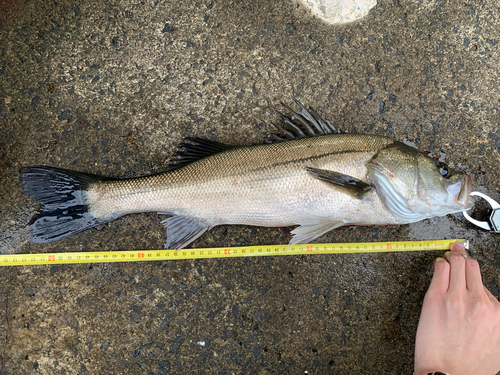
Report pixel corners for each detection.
[299,0,377,24]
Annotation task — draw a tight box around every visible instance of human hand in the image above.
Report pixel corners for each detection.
[414,242,500,375]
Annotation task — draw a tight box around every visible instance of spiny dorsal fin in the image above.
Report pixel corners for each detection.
[168,137,233,171]
[268,100,342,142]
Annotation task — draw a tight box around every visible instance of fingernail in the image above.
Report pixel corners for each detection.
[453,243,472,258]
[450,242,473,259]
[435,257,446,263]
[451,242,464,251]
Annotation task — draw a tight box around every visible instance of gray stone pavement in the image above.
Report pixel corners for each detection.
[0,0,499,373]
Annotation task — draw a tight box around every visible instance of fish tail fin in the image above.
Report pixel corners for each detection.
[20,166,110,243]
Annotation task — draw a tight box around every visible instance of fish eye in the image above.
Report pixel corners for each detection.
[437,163,450,178]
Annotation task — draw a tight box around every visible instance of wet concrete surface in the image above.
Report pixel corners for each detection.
[1,0,500,373]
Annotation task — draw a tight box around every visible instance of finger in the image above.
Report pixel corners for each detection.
[444,250,467,292]
[427,257,451,294]
[465,257,483,292]
[450,242,469,257]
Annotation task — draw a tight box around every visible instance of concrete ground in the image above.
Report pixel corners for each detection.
[1,0,500,373]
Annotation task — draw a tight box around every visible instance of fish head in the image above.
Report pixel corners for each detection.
[367,142,473,222]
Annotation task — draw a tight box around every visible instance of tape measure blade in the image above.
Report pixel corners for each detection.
[0,239,467,266]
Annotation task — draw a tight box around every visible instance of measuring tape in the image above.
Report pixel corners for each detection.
[0,239,467,266]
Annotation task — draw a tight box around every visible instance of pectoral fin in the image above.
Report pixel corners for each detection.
[160,215,210,250]
[306,167,372,200]
[289,219,345,246]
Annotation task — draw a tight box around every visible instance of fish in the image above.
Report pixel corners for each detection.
[20,101,473,249]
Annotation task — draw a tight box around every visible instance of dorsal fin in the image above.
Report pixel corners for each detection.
[268,99,342,142]
[167,137,233,170]
[168,101,339,170]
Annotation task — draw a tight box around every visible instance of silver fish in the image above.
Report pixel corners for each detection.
[21,101,473,249]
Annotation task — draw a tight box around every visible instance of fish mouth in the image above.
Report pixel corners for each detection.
[449,175,472,208]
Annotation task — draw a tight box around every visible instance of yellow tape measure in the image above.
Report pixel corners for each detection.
[0,239,467,266]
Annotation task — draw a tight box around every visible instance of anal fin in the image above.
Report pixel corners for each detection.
[289,219,344,246]
[160,215,210,250]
